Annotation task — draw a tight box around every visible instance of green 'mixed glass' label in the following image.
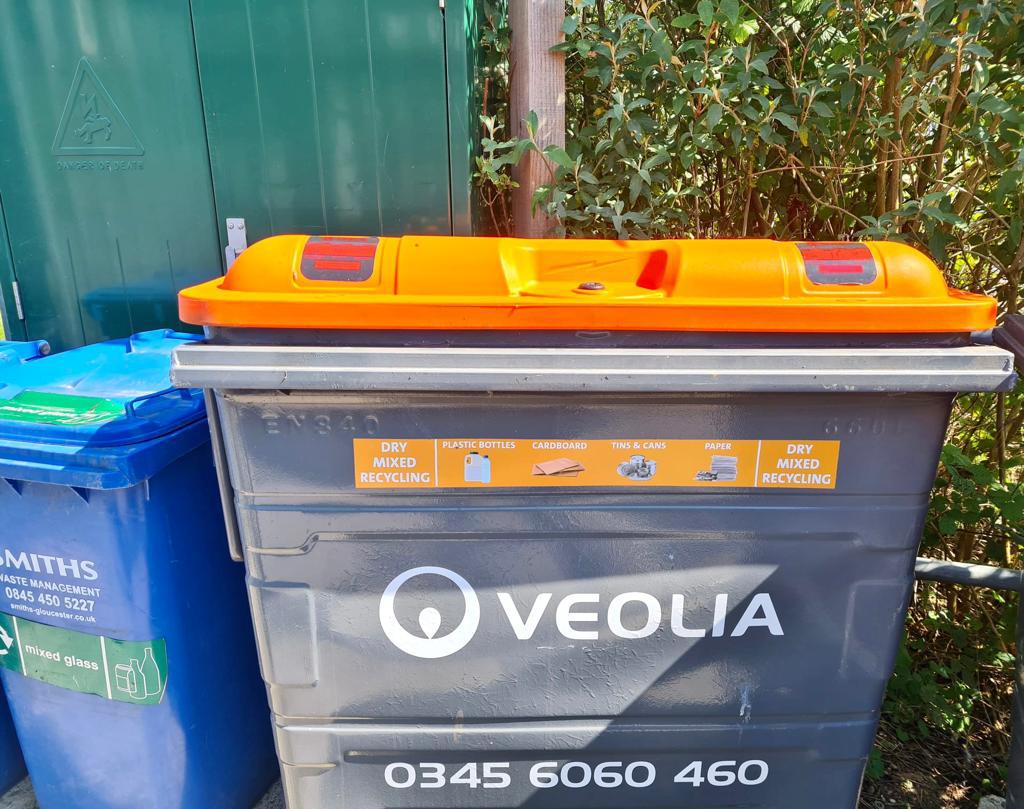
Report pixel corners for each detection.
[0,612,167,705]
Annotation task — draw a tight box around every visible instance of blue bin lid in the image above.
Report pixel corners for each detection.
[0,340,50,366]
[0,331,208,489]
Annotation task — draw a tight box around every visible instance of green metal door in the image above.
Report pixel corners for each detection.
[191,0,472,247]
[0,2,221,350]
[0,196,20,341]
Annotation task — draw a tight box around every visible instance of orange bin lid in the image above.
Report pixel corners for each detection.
[178,235,996,333]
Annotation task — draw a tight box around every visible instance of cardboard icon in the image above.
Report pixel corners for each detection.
[531,458,585,477]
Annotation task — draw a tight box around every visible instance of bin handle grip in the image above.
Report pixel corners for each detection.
[124,386,195,418]
[202,390,245,562]
[994,314,1024,373]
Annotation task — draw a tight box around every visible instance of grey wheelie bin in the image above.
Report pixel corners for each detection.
[171,235,1018,809]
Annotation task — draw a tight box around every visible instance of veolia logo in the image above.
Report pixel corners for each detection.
[379,567,481,659]
[380,567,785,659]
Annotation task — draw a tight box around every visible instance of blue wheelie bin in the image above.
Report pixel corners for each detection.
[0,340,42,798]
[0,330,276,808]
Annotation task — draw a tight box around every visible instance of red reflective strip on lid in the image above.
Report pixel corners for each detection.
[313,260,362,271]
[303,242,378,258]
[800,246,872,261]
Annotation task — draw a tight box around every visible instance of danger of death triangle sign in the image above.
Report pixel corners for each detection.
[52,58,144,156]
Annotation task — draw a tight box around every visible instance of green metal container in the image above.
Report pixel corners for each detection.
[0,0,479,350]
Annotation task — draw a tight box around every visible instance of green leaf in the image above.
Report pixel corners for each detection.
[855,64,885,80]
[937,514,959,535]
[671,13,698,28]
[730,19,759,44]
[629,172,644,204]
[840,81,857,107]
[720,0,740,25]
[749,56,769,73]
[811,101,835,118]
[980,95,1013,117]
[922,206,965,226]
[526,111,539,139]
[928,230,950,264]
[653,30,673,62]
[561,16,577,36]
[542,145,575,170]
[964,42,994,58]
[643,151,671,170]
[706,103,724,130]
[697,0,714,26]
[772,111,799,131]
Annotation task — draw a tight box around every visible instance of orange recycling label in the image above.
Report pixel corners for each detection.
[352,438,840,490]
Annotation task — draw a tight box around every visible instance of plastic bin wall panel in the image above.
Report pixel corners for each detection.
[273,722,875,809]
[211,389,950,808]
[0,690,25,794]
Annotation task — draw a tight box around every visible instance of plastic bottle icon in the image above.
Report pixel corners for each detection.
[464,452,492,483]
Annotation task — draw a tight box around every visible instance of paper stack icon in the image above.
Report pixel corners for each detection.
[710,455,738,481]
[532,458,585,478]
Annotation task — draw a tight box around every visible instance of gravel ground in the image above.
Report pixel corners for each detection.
[255,781,285,809]
[0,779,284,808]
[0,781,34,809]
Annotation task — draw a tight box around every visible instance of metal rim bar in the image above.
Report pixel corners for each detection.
[172,344,1016,393]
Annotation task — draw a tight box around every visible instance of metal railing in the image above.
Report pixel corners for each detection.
[914,557,1024,806]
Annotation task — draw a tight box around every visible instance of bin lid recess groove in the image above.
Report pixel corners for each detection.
[177,235,996,333]
[0,331,209,490]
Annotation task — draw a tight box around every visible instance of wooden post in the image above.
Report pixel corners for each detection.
[510,0,565,238]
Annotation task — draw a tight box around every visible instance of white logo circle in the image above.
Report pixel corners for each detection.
[379,566,480,658]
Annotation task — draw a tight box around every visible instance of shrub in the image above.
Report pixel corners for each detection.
[476,0,1024,787]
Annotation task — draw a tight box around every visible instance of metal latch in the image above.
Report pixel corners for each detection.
[225,218,248,268]
[10,281,23,321]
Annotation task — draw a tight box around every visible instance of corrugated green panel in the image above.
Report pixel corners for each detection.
[0,1,221,351]
[445,0,480,236]
[192,0,455,245]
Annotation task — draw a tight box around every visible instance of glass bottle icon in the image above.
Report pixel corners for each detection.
[137,647,162,698]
